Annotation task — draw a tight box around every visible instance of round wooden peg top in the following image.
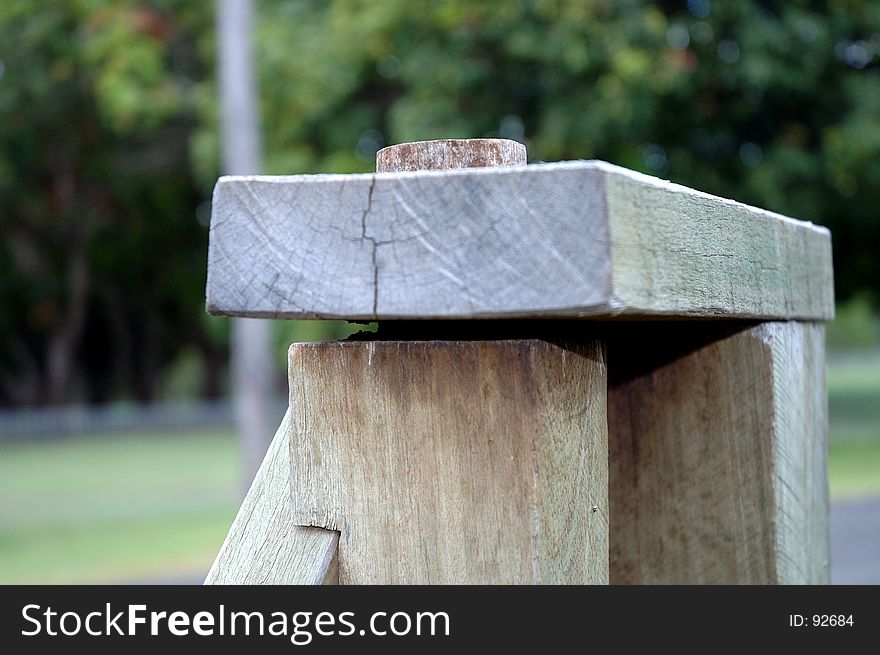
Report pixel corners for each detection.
[376,138,527,173]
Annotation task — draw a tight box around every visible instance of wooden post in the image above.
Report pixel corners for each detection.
[289,339,608,584]
[608,321,829,584]
[205,137,833,585]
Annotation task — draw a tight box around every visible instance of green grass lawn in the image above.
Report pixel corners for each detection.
[0,429,239,584]
[0,350,877,584]
[826,351,880,500]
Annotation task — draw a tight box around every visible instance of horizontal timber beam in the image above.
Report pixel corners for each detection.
[207,161,833,321]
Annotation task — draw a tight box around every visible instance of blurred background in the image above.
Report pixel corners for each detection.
[1,0,877,583]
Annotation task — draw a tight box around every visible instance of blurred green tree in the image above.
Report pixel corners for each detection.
[2,0,879,405]
[0,1,217,404]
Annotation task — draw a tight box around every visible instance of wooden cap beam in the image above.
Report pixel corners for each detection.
[206,149,834,321]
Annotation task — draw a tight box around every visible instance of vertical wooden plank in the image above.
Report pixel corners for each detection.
[608,321,829,584]
[205,410,339,585]
[288,339,608,584]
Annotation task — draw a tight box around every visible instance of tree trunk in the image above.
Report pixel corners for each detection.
[46,171,88,405]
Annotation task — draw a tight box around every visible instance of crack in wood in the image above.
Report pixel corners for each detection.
[360,174,378,318]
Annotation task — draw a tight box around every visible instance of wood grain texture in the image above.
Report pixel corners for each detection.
[376,138,526,172]
[207,161,833,321]
[205,410,339,585]
[288,339,609,584]
[768,322,830,583]
[604,172,832,319]
[608,321,829,584]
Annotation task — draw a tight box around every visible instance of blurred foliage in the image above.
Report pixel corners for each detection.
[0,0,218,404]
[1,0,879,405]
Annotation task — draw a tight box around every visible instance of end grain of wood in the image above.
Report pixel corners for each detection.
[376,138,526,172]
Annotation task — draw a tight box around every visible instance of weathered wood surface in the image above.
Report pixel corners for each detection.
[288,339,609,584]
[376,138,526,172]
[608,321,829,584]
[205,409,339,585]
[207,160,833,321]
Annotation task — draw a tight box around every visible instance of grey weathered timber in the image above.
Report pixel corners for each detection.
[377,138,526,172]
[205,410,338,585]
[608,321,829,584]
[207,160,833,321]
